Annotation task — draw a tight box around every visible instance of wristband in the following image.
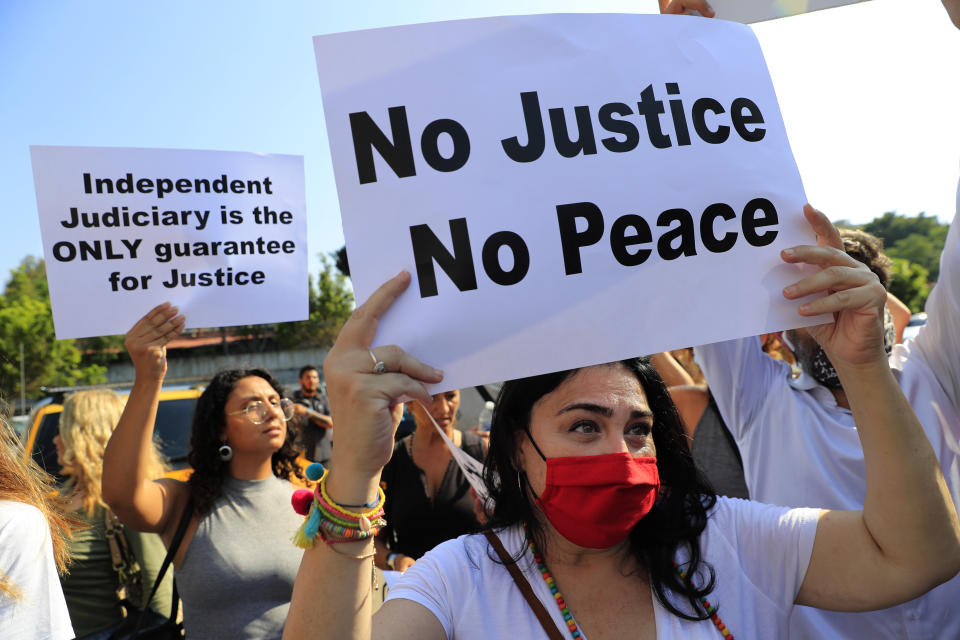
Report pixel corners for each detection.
[385,552,398,570]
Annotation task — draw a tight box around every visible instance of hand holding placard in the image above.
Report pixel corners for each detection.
[124,302,185,382]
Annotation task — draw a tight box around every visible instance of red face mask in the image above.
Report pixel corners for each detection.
[530,451,660,549]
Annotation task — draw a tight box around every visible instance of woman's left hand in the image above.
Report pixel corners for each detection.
[781,205,888,368]
[324,271,443,482]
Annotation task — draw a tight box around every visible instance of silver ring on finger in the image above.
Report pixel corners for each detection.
[369,349,388,375]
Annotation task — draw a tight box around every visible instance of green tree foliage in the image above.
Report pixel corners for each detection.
[887,234,941,281]
[3,255,48,302]
[850,211,949,312]
[0,258,106,401]
[275,254,354,349]
[862,212,948,281]
[888,258,931,313]
[225,253,355,353]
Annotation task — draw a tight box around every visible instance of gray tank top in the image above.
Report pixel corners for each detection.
[177,475,304,639]
[691,401,750,500]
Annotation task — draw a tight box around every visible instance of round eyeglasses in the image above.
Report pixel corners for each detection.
[226,398,295,424]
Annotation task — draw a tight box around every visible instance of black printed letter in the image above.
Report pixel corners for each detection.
[350,107,416,184]
[409,218,477,297]
[557,202,605,275]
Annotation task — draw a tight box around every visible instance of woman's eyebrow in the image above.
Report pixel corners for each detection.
[239,393,277,403]
[557,403,612,417]
[557,403,653,418]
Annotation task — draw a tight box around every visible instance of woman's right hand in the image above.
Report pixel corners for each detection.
[125,302,185,382]
[394,554,417,572]
[324,271,443,482]
[659,0,715,16]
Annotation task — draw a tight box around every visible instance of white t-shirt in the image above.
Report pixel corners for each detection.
[0,500,74,640]
[693,191,960,639]
[386,498,820,639]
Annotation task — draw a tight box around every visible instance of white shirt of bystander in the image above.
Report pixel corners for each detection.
[694,183,960,639]
[0,500,74,640]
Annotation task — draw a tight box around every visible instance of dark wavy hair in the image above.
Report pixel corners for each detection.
[187,368,306,515]
[839,228,892,290]
[482,357,718,621]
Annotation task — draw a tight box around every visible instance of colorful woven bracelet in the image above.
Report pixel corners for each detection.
[318,474,385,520]
[318,516,385,539]
[313,487,385,532]
[291,463,387,549]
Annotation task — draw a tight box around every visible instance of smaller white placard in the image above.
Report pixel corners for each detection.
[30,146,309,339]
[709,0,872,23]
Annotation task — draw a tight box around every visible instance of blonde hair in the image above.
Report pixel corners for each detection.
[0,401,78,597]
[59,389,168,515]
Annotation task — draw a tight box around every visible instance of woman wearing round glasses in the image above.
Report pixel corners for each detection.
[102,310,307,640]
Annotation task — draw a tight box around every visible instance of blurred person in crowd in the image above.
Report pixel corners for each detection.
[651,350,749,499]
[282,207,960,639]
[0,401,76,639]
[292,365,333,466]
[375,389,485,572]
[651,337,795,499]
[103,306,307,640]
[54,389,173,638]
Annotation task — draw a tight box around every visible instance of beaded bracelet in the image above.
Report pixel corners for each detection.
[314,487,385,532]
[291,463,387,549]
[318,516,386,540]
[318,475,385,520]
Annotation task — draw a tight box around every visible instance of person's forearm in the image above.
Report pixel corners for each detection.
[286,538,376,640]
[285,467,382,640]
[885,292,911,343]
[311,415,334,428]
[650,351,695,387]
[102,375,163,511]
[838,358,960,582]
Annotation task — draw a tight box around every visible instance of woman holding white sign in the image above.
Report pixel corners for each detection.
[102,317,307,640]
[281,206,960,639]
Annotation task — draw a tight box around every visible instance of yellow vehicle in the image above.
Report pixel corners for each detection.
[24,387,203,483]
[25,386,313,485]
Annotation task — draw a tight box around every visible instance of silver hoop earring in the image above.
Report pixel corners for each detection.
[218,443,233,462]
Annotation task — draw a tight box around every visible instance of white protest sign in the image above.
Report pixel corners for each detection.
[315,14,826,392]
[708,0,873,23]
[30,146,308,339]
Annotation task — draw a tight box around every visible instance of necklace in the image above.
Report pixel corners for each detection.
[526,527,734,640]
[527,534,583,639]
[674,564,734,639]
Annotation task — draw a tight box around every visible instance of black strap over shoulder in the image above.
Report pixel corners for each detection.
[127,494,194,637]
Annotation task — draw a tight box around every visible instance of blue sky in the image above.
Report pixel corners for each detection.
[2,0,958,292]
